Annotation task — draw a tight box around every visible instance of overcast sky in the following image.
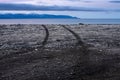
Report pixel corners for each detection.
[0,0,120,18]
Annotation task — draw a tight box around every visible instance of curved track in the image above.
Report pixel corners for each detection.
[61,25,84,46]
[0,24,89,80]
[0,25,49,60]
[0,25,50,73]
[40,25,49,47]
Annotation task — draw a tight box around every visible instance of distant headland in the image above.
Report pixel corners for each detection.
[0,14,78,19]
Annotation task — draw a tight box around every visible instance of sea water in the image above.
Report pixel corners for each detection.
[0,19,120,24]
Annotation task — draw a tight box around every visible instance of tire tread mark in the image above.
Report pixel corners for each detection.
[41,25,49,47]
[62,25,84,46]
[0,25,49,60]
[61,25,88,55]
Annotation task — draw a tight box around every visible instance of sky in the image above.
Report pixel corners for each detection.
[0,0,120,19]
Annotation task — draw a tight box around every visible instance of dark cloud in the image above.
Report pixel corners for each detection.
[109,1,120,3]
[0,3,119,12]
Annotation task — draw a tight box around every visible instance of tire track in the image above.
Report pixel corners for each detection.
[40,25,49,47]
[0,25,49,60]
[61,25,89,55]
[61,25,84,46]
[0,25,50,72]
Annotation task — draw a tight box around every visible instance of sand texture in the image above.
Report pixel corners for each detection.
[0,24,120,80]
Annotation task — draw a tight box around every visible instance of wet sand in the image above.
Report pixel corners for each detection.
[0,24,120,80]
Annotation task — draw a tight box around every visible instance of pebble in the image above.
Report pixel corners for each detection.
[35,48,38,51]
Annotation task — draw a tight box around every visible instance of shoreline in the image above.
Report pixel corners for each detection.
[0,19,120,24]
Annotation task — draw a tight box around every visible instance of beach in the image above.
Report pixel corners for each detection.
[0,24,120,80]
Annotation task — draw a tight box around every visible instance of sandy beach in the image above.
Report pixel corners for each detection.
[0,24,120,80]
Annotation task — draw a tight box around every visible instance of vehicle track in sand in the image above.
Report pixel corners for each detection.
[0,25,89,80]
[0,25,49,60]
[61,25,88,55]
[0,25,50,73]
[40,25,49,47]
[61,25,85,46]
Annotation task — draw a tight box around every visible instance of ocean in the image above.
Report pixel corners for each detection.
[0,19,120,24]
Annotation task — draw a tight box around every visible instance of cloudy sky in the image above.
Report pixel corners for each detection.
[0,0,120,18]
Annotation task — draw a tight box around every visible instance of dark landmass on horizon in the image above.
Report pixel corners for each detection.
[0,14,78,19]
